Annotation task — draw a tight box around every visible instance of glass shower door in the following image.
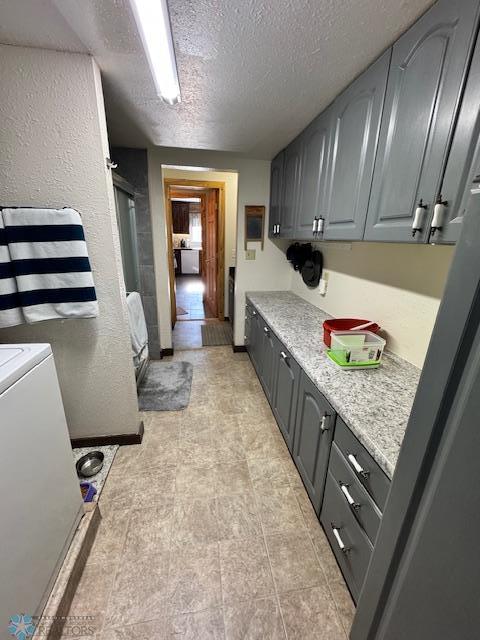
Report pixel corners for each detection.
[114,183,141,293]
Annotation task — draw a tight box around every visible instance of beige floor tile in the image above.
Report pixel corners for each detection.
[215,460,253,495]
[102,617,169,640]
[176,463,217,498]
[100,473,137,511]
[86,507,130,565]
[123,499,174,555]
[219,536,275,605]
[279,586,346,640]
[216,492,262,540]
[266,532,324,594]
[223,597,286,640]
[67,562,117,634]
[132,465,176,506]
[248,457,291,490]
[172,497,219,545]
[105,551,169,627]
[171,607,225,640]
[177,432,217,466]
[167,542,222,615]
[254,484,306,535]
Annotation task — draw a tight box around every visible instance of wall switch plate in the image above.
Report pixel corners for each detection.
[245,249,256,260]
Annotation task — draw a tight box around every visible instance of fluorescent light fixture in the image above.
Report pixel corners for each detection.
[171,197,201,202]
[130,0,181,105]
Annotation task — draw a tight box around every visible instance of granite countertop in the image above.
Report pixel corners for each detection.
[246,291,421,479]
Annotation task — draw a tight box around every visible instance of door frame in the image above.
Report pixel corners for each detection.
[164,178,226,325]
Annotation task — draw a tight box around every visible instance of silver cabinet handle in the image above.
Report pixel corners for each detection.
[280,351,289,361]
[252,310,257,316]
[332,525,349,553]
[317,217,325,235]
[320,414,330,432]
[263,326,270,334]
[340,483,360,510]
[277,223,281,235]
[312,218,318,233]
[348,453,369,478]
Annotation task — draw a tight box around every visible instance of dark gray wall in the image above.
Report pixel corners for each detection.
[111,147,160,358]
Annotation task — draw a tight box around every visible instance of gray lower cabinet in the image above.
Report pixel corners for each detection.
[364,0,480,243]
[257,317,276,403]
[323,50,390,241]
[432,32,480,244]
[279,137,302,237]
[293,371,336,513]
[269,151,284,238]
[295,109,332,240]
[247,306,262,374]
[270,335,301,452]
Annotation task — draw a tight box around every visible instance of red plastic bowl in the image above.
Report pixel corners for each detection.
[323,318,380,348]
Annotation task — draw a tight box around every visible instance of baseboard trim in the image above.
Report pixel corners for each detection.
[233,345,247,353]
[71,420,144,448]
[161,348,174,358]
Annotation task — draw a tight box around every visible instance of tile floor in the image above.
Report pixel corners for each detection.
[173,318,209,349]
[175,275,214,320]
[67,347,355,639]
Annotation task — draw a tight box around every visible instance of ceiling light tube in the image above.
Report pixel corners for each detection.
[130,0,181,105]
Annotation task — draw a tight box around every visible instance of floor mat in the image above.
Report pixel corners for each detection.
[201,322,233,346]
[176,306,188,315]
[138,361,193,411]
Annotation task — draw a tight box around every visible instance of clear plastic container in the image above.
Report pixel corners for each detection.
[328,330,386,368]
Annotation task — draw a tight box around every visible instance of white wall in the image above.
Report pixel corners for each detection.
[148,148,291,349]
[0,45,139,439]
[162,168,238,317]
[289,241,454,367]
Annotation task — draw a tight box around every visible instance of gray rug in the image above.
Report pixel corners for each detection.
[201,322,233,346]
[138,361,193,411]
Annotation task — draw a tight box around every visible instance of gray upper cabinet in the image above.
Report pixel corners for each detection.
[271,335,301,452]
[293,371,336,513]
[323,50,390,241]
[295,109,332,239]
[279,137,302,237]
[364,0,480,243]
[269,151,284,238]
[431,34,480,244]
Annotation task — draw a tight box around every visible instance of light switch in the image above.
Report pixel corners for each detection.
[245,250,256,260]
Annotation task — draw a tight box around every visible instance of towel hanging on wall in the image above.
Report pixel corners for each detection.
[0,207,99,325]
[0,216,24,328]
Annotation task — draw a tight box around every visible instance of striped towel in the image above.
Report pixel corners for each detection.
[0,215,24,328]
[1,207,99,324]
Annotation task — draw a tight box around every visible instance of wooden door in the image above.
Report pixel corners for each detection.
[295,108,332,240]
[324,50,390,240]
[203,189,218,317]
[364,0,480,243]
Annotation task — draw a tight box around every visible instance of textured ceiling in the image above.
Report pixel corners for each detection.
[0,0,434,158]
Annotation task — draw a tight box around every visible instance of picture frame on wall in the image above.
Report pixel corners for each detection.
[245,205,265,250]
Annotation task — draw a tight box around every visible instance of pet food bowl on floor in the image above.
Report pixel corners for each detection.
[76,451,104,478]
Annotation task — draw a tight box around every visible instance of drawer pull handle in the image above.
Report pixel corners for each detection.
[252,310,257,316]
[263,327,270,334]
[332,525,349,553]
[280,351,289,362]
[340,483,360,510]
[320,414,330,432]
[348,453,370,478]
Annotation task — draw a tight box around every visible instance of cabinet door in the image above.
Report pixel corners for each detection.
[293,372,336,513]
[431,35,480,244]
[257,319,276,403]
[295,110,332,239]
[279,138,302,237]
[269,151,284,238]
[364,0,480,243]
[324,50,390,241]
[271,336,301,452]
[248,308,262,375]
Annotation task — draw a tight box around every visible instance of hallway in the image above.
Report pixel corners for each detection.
[67,347,354,639]
[175,275,212,321]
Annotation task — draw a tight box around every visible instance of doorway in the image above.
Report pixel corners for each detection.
[164,179,227,349]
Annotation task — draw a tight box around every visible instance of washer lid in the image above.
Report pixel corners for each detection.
[0,343,52,394]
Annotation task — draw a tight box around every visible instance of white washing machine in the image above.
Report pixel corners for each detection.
[0,344,83,638]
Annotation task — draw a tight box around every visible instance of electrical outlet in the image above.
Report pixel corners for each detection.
[319,270,329,296]
[245,249,256,260]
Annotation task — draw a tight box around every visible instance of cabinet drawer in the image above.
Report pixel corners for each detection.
[321,471,373,603]
[328,443,382,545]
[334,417,390,511]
